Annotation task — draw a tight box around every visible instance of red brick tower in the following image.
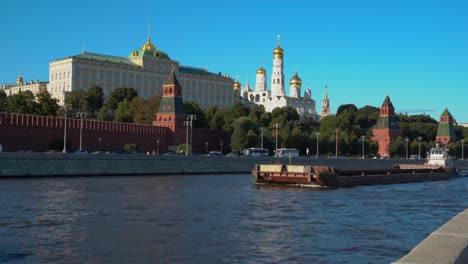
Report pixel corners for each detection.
[436,108,456,145]
[372,96,401,157]
[153,68,187,145]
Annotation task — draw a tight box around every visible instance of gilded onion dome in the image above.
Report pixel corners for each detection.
[234,80,241,89]
[290,72,302,86]
[256,66,266,75]
[273,45,284,59]
[16,75,23,85]
[141,36,156,51]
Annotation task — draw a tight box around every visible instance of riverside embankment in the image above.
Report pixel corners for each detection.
[3,152,466,177]
[393,208,468,264]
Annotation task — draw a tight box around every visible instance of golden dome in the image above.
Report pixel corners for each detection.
[16,75,23,85]
[234,80,241,89]
[141,37,156,51]
[290,72,302,86]
[256,66,266,75]
[273,45,284,59]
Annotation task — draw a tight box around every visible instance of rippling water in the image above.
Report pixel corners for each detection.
[0,174,467,264]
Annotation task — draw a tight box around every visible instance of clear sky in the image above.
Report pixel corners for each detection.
[1,0,467,122]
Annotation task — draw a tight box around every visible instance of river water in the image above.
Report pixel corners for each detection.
[0,174,467,264]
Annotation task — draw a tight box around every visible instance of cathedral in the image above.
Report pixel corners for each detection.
[236,35,324,121]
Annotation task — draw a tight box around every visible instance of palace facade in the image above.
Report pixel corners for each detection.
[3,36,234,110]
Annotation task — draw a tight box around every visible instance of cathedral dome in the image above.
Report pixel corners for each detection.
[290,72,302,86]
[256,66,266,75]
[273,46,284,59]
[16,75,23,85]
[141,37,156,51]
[234,80,241,89]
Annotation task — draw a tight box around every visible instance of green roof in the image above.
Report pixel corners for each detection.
[440,108,452,117]
[179,66,220,77]
[158,97,186,114]
[373,115,400,130]
[128,48,171,60]
[64,52,139,66]
[436,123,456,138]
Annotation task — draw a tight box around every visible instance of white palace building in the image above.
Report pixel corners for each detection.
[3,35,235,110]
[236,35,321,121]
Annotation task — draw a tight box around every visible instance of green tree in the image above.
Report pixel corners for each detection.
[0,90,8,111]
[176,144,191,155]
[129,96,161,124]
[184,101,208,127]
[249,105,266,125]
[106,87,138,110]
[35,91,59,116]
[336,104,358,116]
[230,128,247,152]
[65,89,87,112]
[114,99,132,123]
[6,91,38,114]
[86,85,104,117]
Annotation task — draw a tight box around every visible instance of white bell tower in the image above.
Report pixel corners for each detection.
[271,34,285,97]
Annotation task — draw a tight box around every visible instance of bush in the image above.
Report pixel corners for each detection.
[123,143,138,152]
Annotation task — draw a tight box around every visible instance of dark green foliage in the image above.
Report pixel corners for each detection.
[123,143,139,152]
[35,91,59,116]
[65,89,87,112]
[86,85,104,117]
[6,91,37,114]
[184,101,208,128]
[106,87,138,111]
[336,104,358,116]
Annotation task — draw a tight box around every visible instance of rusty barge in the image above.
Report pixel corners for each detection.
[252,164,451,187]
[252,145,456,187]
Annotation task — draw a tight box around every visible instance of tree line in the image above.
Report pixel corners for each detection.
[1,87,467,158]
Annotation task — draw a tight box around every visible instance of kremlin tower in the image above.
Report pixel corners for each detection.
[436,108,456,144]
[321,86,330,118]
[372,96,401,157]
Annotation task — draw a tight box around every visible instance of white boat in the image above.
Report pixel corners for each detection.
[426,143,453,170]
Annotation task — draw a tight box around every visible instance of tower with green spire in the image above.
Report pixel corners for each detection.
[436,108,456,144]
[372,95,401,157]
[153,68,187,145]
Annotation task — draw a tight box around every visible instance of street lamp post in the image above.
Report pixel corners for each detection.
[187,115,196,155]
[360,135,366,159]
[462,139,465,160]
[259,127,265,149]
[334,129,339,157]
[184,119,189,156]
[77,111,87,152]
[417,136,422,160]
[206,142,208,153]
[98,137,101,151]
[156,139,159,154]
[315,131,320,157]
[274,123,280,157]
[62,105,70,154]
[405,137,409,160]
[220,140,223,153]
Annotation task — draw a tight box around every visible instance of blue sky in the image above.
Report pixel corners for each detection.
[1,0,467,122]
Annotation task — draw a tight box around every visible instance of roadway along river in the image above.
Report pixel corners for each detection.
[0,174,467,263]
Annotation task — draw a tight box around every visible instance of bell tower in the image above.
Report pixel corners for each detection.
[271,34,285,97]
[321,86,330,118]
[436,108,456,144]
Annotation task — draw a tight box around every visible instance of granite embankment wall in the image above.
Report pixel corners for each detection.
[393,209,468,264]
[3,153,464,177]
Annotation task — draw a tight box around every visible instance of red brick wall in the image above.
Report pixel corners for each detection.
[0,112,171,152]
[0,112,231,153]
